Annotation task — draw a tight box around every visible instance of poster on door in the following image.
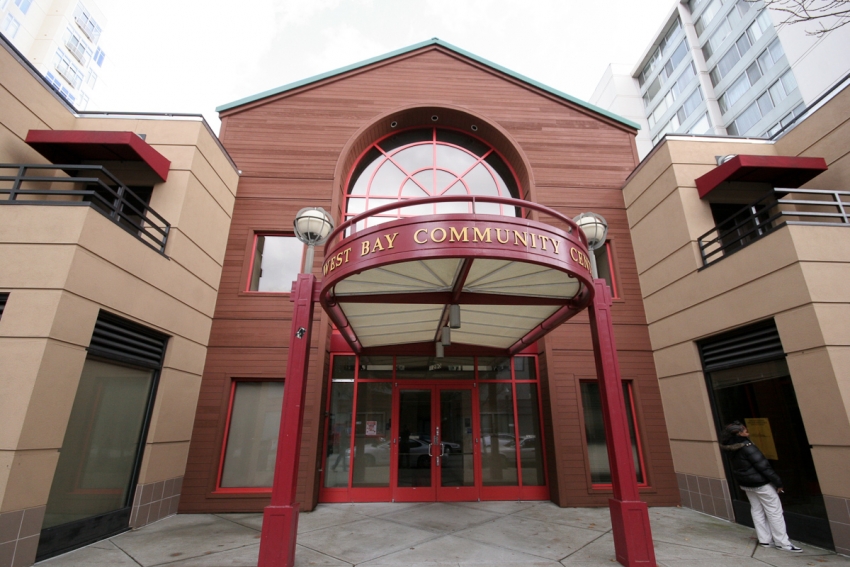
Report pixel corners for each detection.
[365,421,378,437]
[745,417,779,460]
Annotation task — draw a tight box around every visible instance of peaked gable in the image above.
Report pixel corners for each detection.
[217,38,639,130]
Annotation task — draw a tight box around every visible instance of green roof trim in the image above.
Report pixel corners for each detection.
[216,38,640,130]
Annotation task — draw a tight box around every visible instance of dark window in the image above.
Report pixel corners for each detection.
[0,293,7,320]
[580,381,645,485]
[594,241,619,299]
[247,234,304,292]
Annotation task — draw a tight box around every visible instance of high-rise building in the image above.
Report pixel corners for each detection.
[0,0,108,109]
[591,0,850,158]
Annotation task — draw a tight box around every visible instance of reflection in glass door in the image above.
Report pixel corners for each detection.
[438,388,476,501]
[395,389,434,501]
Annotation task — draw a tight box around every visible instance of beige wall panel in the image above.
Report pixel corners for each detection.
[187,149,237,215]
[789,226,850,263]
[63,248,213,346]
[653,341,703,379]
[162,335,213,377]
[0,339,47,449]
[672,163,715,189]
[811,446,850,499]
[147,170,190,234]
[17,341,87,450]
[151,144,196,171]
[73,118,203,147]
[175,174,232,266]
[775,304,827,354]
[648,264,811,349]
[194,128,240,193]
[622,144,673,208]
[629,190,694,274]
[49,291,100,346]
[659,372,717,441]
[669,439,725,477]
[786,347,850,446]
[74,213,219,320]
[136,441,191,484]
[0,50,74,132]
[0,85,51,141]
[0,449,60,512]
[145,368,202,444]
[799,261,850,303]
[165,230,227,291]
[776,89,850,159]
[0,289,62,339]
[643,230,803,326]
[0,206,86,246]
[625,166,679,228]
[0,452,11,511]
[0,124,49,164]
[812,303,850,347]
[802,159,850,191]
[637,242,701,298]
[665,139,775,165]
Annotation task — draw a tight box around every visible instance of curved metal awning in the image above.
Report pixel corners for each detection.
[319,196,595,356]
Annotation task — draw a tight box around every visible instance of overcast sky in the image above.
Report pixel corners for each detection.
[94,0,674,133]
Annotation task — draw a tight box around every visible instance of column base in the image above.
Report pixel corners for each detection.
[609,498,656,567]
[258,503,300,567]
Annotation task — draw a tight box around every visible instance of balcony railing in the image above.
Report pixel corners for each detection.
[0,164,170,254]
[698,188,850,267]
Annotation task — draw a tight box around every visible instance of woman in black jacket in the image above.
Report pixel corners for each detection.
[720,421,802,552]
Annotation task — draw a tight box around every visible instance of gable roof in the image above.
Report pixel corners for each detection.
[216,38,640,130]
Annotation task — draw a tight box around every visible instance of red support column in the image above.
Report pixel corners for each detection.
[258,273,317,567]
[588,279,656,567]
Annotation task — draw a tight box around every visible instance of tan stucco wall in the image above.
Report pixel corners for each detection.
[0,40,238,513]
[623,84,850,501]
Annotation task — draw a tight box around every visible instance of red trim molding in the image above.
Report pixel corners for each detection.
[25,130,171,182]
[695,154,827,198]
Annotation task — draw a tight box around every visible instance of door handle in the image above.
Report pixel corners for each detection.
[428,443,433,457]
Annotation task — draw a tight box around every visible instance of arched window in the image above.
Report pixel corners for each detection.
[346,128,521,231]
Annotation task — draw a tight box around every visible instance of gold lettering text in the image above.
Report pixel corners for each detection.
[552,240,561,254]
[530,233,538,248]
[384,233,398,249]
[414,229,428,244]
[361,240,371,256]
[473,227,491,243]
[372,238,385,253]
[343,248,351,262]
[513,230,528,247]
[539,235,550,251]
[496,228,510,244]
[431,227,447,243]
[450,227,469,242]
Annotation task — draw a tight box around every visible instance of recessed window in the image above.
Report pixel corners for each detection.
[14,0,31,15]
[219,381,284,488]
[593,241,619,299]
[247,234,304,292]
[580,380,646,486]
[2,13,21,38]
[73,3,101,42]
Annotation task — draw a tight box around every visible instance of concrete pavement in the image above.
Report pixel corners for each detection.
[38,502,850,566]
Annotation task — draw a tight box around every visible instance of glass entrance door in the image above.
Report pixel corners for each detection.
[393,384,476,502]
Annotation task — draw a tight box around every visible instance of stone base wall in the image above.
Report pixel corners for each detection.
[677,471,735,521]
[0,506,44,567]
[129,476,183,529]
[825,495,850,555]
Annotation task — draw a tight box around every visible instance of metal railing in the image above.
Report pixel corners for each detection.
[698,188,850,267]
[0,164,170,254]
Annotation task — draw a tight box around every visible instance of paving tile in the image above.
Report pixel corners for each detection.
[297,505,370,534]
[341,502,422,517]
[458,514,603,561]
[752,542,850,565]
[359,533,559,565]
[513,503,612,533]
[448,501,536,515]
[110,514,260,566]
[558,532,617,565]
[380,502,500,534]
[215,513,263,532]
[648,507,754,556]
[298,517,438,564]
[37,540,138,566]
[155,544,260,566]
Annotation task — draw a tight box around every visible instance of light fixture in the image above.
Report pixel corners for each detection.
[573,212,608,278]
[449,304,461,329]
[435,341,444,358]
[293,207,335,272]
[441,326,451,346]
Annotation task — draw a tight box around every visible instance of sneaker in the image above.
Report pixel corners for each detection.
[758,542,771,547]
[777,545,803,553]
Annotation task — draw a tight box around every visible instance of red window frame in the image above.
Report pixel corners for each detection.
[244,232,305,294]
[579,379,648,490]
[214,378,283,494]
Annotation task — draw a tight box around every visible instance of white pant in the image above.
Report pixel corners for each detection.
[742,484,791,548]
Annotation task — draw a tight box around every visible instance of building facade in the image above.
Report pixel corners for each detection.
[1,0,109,109]
[177,39,681,517]
[591,0,850,158]
[622,75,850,553]
[0,36,238,566]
